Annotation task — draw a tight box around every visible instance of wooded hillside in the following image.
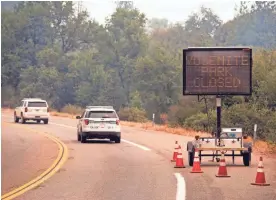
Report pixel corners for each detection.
[2,1,276,142]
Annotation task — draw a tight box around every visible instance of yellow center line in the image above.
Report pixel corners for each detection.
[1,122,69,200]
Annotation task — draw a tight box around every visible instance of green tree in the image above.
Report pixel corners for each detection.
[135,42,180,120]
[104,2,148,106]
[184,6,222,46]
[67,50,109,107]
[215,1,276,48]
[18,66,60,106]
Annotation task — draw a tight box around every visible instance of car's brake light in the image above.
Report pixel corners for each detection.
[47,108,49,112]
[25,107,28,112]
[84,119,89,125]
[116,119,120,125]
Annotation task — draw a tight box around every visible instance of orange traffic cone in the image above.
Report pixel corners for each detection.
[171,141,179,162]
[174,145,185,168]
[215,152,230,177]
[190,149,203,173]
[251,157,270,186]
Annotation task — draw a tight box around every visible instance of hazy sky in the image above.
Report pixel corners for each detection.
[82,0,242,24]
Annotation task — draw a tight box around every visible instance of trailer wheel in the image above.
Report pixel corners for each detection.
[243,152,251,166]
[188,152,194,166]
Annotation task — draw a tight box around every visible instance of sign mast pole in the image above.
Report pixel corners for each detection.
[216,97,221,146]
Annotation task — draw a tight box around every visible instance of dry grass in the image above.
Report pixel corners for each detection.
[120,121,210,137]
[2,108,13,113]
[1,108,77,119]
[2,108,275,156]
[244,136,276,157]
[120,122,276,155]
[50,111,76,119]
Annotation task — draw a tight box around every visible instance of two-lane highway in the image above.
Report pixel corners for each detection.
[2,114,180,200]
[2,113,276,200]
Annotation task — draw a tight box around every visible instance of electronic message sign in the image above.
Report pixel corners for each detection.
[183,47,252,95]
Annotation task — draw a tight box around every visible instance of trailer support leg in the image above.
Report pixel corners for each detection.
[232,150,235,164]
[199,150,202,163]
[212,151,215,162]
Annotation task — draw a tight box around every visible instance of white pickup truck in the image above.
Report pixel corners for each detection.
[14,98,50,124]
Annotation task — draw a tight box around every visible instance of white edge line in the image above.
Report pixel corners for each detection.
[49,123,152,151]
[121,139,151,151]
[174,173,186,200]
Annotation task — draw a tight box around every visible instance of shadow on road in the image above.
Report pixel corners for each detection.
[199,164,254,167]
[10,121,47,125]
[71,139,115,144]
[25,122,46,125]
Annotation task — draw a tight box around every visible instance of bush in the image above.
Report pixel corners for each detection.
[160,113,168,124]
[118,107,148,122]
[222,104,272,139]
[182,103,276,143]
[261,112,276,143]
[168,98,202,126]
[61,104,84,115]
[1,86,18,108]
[168,96,215,127]
[183,110,216,132]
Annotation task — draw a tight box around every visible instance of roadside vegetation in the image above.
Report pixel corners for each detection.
[1,2,276,146]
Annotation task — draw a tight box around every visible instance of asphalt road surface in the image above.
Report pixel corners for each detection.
[1,122,58,194]
[2,112,276,200]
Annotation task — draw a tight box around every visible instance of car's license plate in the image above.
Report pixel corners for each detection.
[35,116,40,118]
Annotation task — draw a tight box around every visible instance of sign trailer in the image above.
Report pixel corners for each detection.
[183,47,253,166]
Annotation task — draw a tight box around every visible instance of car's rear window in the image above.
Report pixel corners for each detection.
[28,102,47,107]
[86,111,117,118]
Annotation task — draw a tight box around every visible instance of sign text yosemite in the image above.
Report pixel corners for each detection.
[183,48,252,95]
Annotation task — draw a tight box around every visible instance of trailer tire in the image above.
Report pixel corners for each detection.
[243,152,251,166]
[188,152,194,166]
